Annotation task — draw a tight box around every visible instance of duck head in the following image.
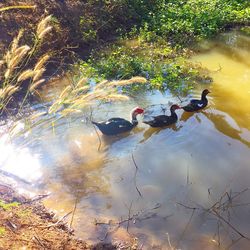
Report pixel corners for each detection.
[170,104,182,112]
[131,107,144,116]
[202,89,211,96]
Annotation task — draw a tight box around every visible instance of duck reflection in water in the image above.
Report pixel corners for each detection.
[180,108,250,148]
[140,104,182,143]
[202,110,250,148]
[140,124,182,144]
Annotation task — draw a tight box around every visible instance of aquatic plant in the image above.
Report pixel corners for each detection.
[86,40,200,94]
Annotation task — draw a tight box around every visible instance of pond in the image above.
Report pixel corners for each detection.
[0,31,250,249]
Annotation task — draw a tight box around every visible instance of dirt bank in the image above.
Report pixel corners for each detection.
[0,183,120,249]
[0,1,137,63]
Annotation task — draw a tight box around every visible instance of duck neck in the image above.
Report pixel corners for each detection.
[201,93,208,102]
[131,113,138,126]
[170,108,178,119]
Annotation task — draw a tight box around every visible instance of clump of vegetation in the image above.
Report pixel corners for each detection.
[83,39,201,94]
[0,200,19,210]
[135,0,250,44]
[0,15,52,115]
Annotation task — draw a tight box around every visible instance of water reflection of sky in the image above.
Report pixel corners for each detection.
[0,132,42,182]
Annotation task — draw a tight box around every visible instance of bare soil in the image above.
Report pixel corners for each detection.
[0,183,118,250]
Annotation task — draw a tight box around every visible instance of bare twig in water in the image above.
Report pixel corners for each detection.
[131,153,143,198]
[92,123,102,151]
[210,209,250,240]
[176,208,196,248]
[70,197,78,228]
[225,236,242,250]
[186,163,190,185]
[95,203,162,240]
[126,201,133,233]
[177,187,250,248]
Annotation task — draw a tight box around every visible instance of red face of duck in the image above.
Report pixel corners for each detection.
[171,104,182,111]
[132,107,144,116]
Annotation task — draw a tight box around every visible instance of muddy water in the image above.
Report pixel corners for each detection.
[1,31,250,249]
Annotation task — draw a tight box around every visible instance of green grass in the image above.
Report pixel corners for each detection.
[79,0,249,93]
[0,200,19,210]
[133,0,250,44]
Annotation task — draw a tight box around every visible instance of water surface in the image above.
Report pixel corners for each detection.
[1,31,250,249]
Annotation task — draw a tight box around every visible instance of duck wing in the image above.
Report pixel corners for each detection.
[92,118,133,135]
[143,115,176,127]
[183,99,205,112]
[190,99,203,105]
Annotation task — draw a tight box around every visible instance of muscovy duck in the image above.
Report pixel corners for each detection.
[182,89,210,112]
[92,107,144,136]
[143,104,181,127]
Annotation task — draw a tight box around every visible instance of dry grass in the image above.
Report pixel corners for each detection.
[0,15,53,114]
[48,76,147,116]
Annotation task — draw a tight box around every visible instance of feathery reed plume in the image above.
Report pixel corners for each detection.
[59,85,72,99]
[33,68,45,82]
[36,15,52,40]
[72,85,90,95]
[75,77,88,88]
[61,108,82,116]
[10,30,24,54]
[48,76,147,116]
[38,26,53,40]
[4,45,30,79]
[107,76,147,87]
[94,80,109,90]
[29,111,47,120]
[34,54,50,71]
[29,79,45,92]
[103,94,130,101]
[17,69,34,83]
[128,76,147,83]
[0,86,19,99]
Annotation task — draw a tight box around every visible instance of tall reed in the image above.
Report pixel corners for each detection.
[0,15,53,114]
[48,76,147,117]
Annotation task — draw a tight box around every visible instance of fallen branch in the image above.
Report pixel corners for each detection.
[39,211,72,229]
[70,197,78,228]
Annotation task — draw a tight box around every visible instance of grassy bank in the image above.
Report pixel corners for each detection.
[83,0,249,92]
[0,0,249,110]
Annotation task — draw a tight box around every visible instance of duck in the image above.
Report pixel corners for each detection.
[182,89,210,112]
[143,104,181,127]
[92,107,144,136]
